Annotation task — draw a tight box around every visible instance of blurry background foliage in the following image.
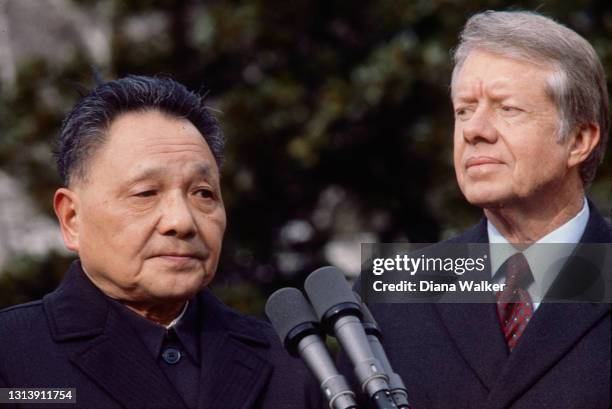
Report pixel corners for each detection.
[0,0,610,316]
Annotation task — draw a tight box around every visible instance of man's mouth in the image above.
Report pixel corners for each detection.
[465,156,504,169]
[151,252,205,261]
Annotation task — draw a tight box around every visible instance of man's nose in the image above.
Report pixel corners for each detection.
[462,107,498,144]
[157,193,197,239]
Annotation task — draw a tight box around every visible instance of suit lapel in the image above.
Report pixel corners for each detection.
[44,261,186,409]
[196,291,272,409]
[436,221,509,391]
[485,303,610,409]
[435,302,508,391]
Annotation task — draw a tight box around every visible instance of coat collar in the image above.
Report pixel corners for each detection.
[484,201,611,408]
[579,200,612,243]
[435,199,611,400]
[43,261,273,409]
[43,261,109,341]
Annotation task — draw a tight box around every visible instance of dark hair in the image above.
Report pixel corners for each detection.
[55,75,224,186]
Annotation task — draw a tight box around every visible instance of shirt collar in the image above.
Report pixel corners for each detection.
[487,197,589,246]
[165,301,189,329]
[487,197,590,300]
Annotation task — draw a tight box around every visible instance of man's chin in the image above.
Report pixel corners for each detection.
[147,276,211,302]
[148,287,202,303]
[462,188,513,209]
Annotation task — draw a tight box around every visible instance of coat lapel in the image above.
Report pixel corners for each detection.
[435,302,508,391]
[196,291,272,409]
[44,261,186,409]
[485,303,610,409]
[485,202,612,408]
[436,219,509,391]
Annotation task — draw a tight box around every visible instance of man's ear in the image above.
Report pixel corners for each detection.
[53,188,80,252]
[567,123,600,169]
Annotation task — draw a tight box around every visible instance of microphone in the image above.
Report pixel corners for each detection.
[265,287,358,409]
[304,266,398,409]
[354,293,411,409]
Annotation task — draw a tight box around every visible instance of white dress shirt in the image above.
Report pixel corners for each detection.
[488,198,589,311]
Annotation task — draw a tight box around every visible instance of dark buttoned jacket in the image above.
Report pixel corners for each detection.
[354,202,611,409]
[0,262,320,409]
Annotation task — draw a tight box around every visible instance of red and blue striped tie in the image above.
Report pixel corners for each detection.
[495,252,534,351]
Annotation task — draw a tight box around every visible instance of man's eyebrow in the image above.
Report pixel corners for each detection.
[185,163,212,178]
[452,93,478,104]
[452,93,475,101]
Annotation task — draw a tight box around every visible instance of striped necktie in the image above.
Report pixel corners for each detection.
[495,252,534,351]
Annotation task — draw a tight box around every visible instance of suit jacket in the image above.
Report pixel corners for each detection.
[355,202,611,409]
[0,261,320,409]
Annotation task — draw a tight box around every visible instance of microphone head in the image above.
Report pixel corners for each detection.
[304,266,361,324]
[265,287,320,351]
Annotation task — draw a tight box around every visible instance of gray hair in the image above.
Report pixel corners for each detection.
[451,10,608,187]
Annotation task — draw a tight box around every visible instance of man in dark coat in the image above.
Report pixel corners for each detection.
[0,76,319,409]
[360,11,611,409]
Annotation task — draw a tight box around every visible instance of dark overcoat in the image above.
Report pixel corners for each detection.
[352,202,611,408]
[0,261,321,409]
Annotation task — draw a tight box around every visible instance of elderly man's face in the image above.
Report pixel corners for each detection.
[452,50,569,207]
[68,110,226,303]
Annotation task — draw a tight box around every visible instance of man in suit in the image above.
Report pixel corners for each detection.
[364,11,611,409]
[0,76,319,409]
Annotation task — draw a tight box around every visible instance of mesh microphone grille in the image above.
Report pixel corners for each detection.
[265,287,319,343]
[304,266,358,320]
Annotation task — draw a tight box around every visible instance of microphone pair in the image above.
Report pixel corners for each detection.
[265,266,410,409]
